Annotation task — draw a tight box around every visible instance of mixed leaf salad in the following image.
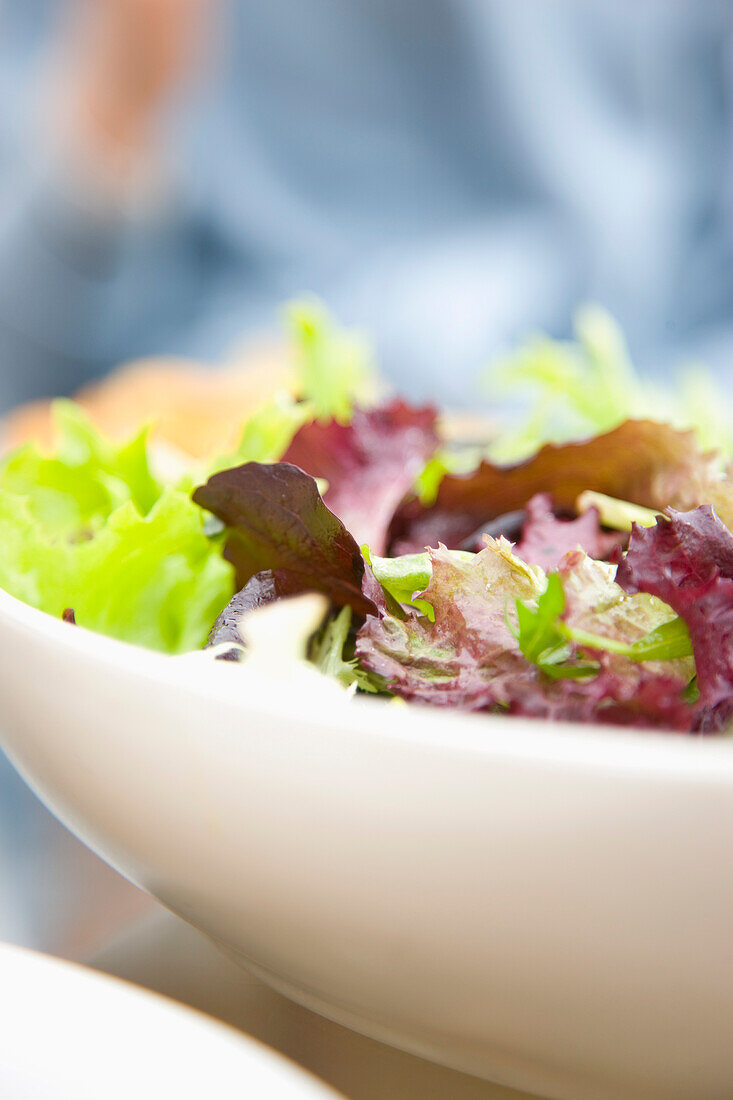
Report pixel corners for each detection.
[2,302,733,734]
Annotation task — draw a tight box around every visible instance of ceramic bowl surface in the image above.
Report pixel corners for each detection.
[0,589,731,1100]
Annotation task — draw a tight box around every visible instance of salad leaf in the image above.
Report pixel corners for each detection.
[514,573,596,678]
[507,665,695,731]
[286,299,377,423]
[616,507,733,722]
[515,555,692,670]
[390,419,720,554]
[207,299,386,477]
[561,615,693,663]
[511,568,694,729]
[557,551,691,665]
[413,448,485,507]
[192,462,376,616]
[357,539,546,710]
[365,550,432,607]
[508,551,695,731]
[487,305,733,461]
[209,395,312,475]
[207,570,309,650]
[207,300,383,477]
[0,487,234,653]
[0,403,232,652]
[514,493,618,570]
[366,548,438,620]
[0,401,161,538]
[487,307,637,462]
[575,491,660,532]
[204,592,357,700]
[357,541,695,728]
[675,365,733,455]
[283,400,439,553]
[512,558,695,729]
[310,605,385,693]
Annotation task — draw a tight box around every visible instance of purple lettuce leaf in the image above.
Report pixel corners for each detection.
[207,569,306,648]
[283,400,439,554]
[193,462,376,617]
[615,506,733,718]
[514,493,618,570]
[389,420,720,554]
[507,664,695,732]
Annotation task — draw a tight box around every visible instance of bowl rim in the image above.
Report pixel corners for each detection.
[2,583,732,781]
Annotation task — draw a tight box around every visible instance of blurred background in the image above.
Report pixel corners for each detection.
[1,0,733,956]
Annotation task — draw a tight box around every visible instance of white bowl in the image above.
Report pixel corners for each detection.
[0,941,335,1098]
[0,587,731,1100]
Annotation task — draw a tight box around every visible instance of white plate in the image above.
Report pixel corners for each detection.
[0,588,731,1100]
[0,941,336,1099]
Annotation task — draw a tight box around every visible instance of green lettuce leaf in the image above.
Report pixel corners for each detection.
[205,300,380,477]
[209,394,313,476]
[513,573,597,679]
[487,305,733,462]
[0,401,161,537]
[575,491,660,532]
[194,298,383,484]
[514,564,692,678]
[309,605,384,693]
[365,546,473,621]
[0,403,233,652]
[286,298,377,422]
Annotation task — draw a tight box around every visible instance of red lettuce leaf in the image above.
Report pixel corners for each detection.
[356,542,543,710]
[356,541,695,730]
[283,400,438,554]
[507,664,695,732]
[390,420,719,554]
[514,493,617,569]
[193,462,376,617]
[615,506,733,717]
